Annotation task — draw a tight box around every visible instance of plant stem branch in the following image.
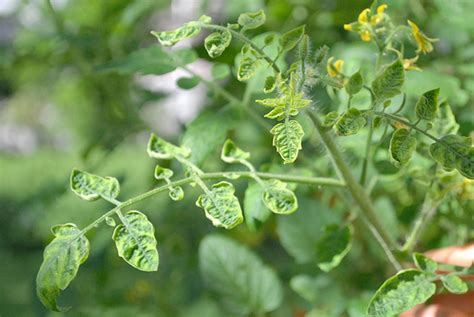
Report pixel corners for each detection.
[78,171,344,236]
[360,118,374,186]
[308,112,402,271]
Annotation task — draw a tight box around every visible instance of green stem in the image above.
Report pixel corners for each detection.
[360,118,374,186]
[201,24,281,74]
[308,112,402,271]
[79,171,344,236]
[401,195,442,252]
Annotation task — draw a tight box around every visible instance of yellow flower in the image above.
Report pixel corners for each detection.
[360,30,371,42]
[358,8,370,23]
[370,5,388,24]
[344,24,352,31]
[377,4,388,14]
[402,55,422,71]
[407,20,438,54]
[327,57,344,77]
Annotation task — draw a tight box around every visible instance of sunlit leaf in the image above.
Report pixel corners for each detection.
[112,210,159,272]
[334,108,366,136]
[415,88,440,121]
[263,179,298,215]
[279,25,305,52]
[315,224,353,272]
[196,181,243,229]
[204,30,232,58]
[238,9,266,30]
[367,269,436,317]
[199,235,283,315]
[372,59,405,101]
[389,128,417,167]
[36,224,89,311]
[70,168,120,201]
[147,133,191,160]
[221,139,250,163]
[270,120,304,164]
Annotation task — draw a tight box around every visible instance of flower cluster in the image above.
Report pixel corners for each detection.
[343,4,388,42]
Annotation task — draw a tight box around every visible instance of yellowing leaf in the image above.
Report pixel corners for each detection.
[430,135,473,179]
[334,108,366,136]
[204,30,232,58]
[147,133,191,160]
[372,59,405,101]
[221,139,250,163]
[367,269,436,317]
[151,15,211,46]
[389,128,417,167]
[270,120,304,164]
[196,181,243,229]
[112,210,159,272]
[36,224,89,311]
[70,169,120,201]
[237,57,258,81]
[263,179,298,215]
[415,88,440,121]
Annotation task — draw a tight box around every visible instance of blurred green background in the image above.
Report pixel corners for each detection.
[0,0,473,316]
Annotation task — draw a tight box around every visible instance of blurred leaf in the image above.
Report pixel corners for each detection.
[36,224,89,311]
[97,46,197,75]
[315,224,353,272]
[211,63,231,80]
[177,76,200,89]
[243,181,271,232]
[441,274,468,294]
[238,10,266,30]
[389,128,417,167]
[199,235,283,315]
[205,30,232,58]
[279,25,305,52]
[412,253,437,273]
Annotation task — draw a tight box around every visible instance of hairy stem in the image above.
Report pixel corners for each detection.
[308,112,402,271]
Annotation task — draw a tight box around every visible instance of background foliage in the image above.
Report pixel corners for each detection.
[0,0,472,316]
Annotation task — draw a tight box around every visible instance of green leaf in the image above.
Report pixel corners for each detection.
[263,75,276,93]
[105,216,116,227]
[36,224,90,312]
[204,30,232,58]
[279,25,305,52]
[182,109,237,166]
[345,70,363,95]
[441,274,468,294]
[220,139,250,163]
[154,165,174,180]
[367,269,436,317]
[151,16,210,46]
[244,181,271,232]
[372,59,405,101]
[263,179,298,215]
[389,128,417,167]
[430,135,474,179]
[413,253,437,273]
[112,210,159,272]
[70,168,120,201]
[237,9,266,30]
[322,111,339,129]
[169,186,184,201]
[432,101,459,137]
[237,56,258,81]
[199,235,283,315]
[415,88,440,121]
[315,224,353,272]
[177,76,200,89]
[211,63,230,80]
[196,181,243,229]
[334,108,366,136]
[96,46,197,76]
[147,133,191,160]
[270,120,305,164]
[277,199,339,263]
